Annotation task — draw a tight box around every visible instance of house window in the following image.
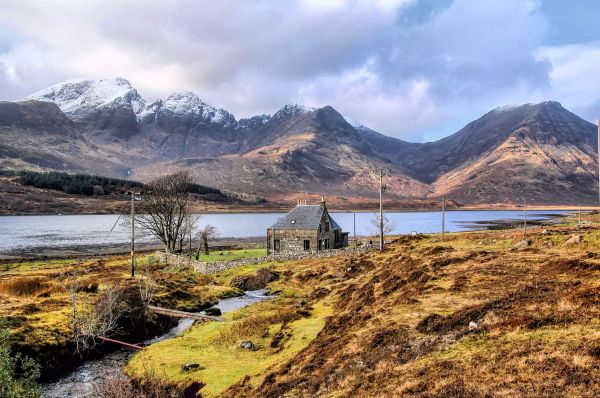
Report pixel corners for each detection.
[318,240,322,250]
[324,222,329,232]
[324,239,330,249]
[334,230,340,243]
[319,225,322,233]
[303,240,310,251]
[274,239,280,251]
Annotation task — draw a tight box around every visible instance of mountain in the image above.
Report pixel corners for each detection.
[0,100,125,176]
[3,77,599,205]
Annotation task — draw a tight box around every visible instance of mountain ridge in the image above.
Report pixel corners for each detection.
[3,77,598,204]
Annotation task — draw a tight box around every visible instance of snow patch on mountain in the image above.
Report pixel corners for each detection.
[161,91,235,126]
[343,116,369,130]
[272,103,315,120]
[24,77,145,120]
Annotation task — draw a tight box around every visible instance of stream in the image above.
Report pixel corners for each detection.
[42,289,273,398]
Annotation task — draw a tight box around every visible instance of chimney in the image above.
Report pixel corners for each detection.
[320,195,326,209]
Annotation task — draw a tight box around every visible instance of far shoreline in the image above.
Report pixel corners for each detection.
[0,204,593,216]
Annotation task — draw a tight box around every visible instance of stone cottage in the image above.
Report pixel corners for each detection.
[267,199,349,255]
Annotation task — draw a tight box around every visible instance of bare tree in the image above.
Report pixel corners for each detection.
[134,171,195,253]
[180,214,199,254]
[195,225,218,260]
[137,260,159,320]
[60,265,125,354]
[369,213,396,246]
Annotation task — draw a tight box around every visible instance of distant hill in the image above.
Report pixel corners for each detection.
[0,77,598,205]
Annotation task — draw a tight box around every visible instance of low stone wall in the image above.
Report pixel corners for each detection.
[155,245,374,275]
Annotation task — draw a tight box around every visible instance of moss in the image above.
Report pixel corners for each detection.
[190,249,267,263]
[126,300,332,397]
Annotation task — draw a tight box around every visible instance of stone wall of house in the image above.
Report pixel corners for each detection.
[155,244,374,275]
[266,229,318,255]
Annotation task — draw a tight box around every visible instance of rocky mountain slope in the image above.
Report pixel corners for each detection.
[2,77,598,204]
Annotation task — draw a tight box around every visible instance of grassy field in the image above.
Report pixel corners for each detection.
[126,212,599,397]
[1,212,599,396]
[192,248,267,263]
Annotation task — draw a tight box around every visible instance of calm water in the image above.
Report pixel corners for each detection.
[0,210,567,252]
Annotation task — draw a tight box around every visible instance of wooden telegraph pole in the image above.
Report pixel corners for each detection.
[598,119,600,207]
[353,212,356,246]
[523,199,528,237]
[441,196,446,241]
[377,168,391,251]
[379,169,384,251]
[130,192,135,277]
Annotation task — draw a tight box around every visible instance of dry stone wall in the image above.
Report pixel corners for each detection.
[155,245,374,275]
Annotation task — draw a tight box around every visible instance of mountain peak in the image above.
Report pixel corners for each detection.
[24,77,143,118]
[272,103,315,120]
[161,91,235,126]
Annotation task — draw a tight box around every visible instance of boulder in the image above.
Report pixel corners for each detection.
[565,234,583,245]
[240,340,258,350]
[513,239,532,250]
[230,268,279,291]
[204,307,222,316]
[181,363,204,372]
[468,321,478,331]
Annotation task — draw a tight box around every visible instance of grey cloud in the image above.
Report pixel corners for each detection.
[0,0,594,141]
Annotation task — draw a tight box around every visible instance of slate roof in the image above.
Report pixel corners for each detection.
[270,205,342,230]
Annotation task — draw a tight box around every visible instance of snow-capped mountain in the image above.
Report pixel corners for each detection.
[6,77,599,204]
[25,77,145,120]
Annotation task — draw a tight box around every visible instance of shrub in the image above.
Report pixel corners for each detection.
[213,307,298,345]
[0,278,53,297]
[0,321,41,398]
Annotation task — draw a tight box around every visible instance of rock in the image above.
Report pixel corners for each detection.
[513,239,532,250]
[181,363,203,372]
[541,229,549,234]
[431,238,440,243]
[296,299,307,307]
[468,321,478,330]
[565,234,583,245]
[240,340,257,350]
[204,307,222,316]
[230,268,279,291]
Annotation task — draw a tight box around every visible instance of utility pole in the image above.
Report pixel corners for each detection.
[441,196,446,241]
[377,168,390,251]
[579,204,582,223]
[353,212,356,247]
[597,119,600,207]
[130,192,135,277]
[523,199,527,237]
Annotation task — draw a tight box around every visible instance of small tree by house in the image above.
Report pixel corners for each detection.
[369,213,396,246]
[196,225,218,260]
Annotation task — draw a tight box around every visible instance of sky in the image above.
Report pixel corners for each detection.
[1,0,599,142]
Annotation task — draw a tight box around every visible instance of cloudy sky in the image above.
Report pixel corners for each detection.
[1,0,599,141]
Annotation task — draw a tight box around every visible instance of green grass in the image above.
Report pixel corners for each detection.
[126,299,332,397]
[0,258,75,275]
[192,248,267,263]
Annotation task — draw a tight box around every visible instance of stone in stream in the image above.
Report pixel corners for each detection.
[204,307,222,316]
[240,340,258,350]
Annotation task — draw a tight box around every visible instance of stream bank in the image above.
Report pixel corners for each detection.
[42,289,273,398]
